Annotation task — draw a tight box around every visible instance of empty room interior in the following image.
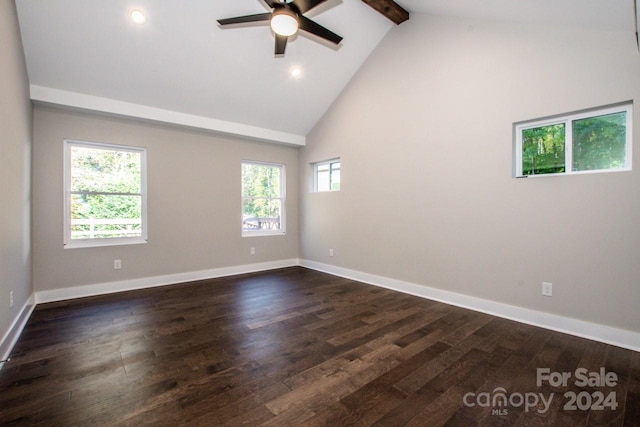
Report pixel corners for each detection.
[2,0,640,425]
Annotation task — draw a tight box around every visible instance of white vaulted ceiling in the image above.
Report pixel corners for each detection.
[400,0,635,32]
[16,0,394,145]
[15,0,637,145]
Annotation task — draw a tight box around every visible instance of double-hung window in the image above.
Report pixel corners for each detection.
[64,140,147,248]
[241,161,285,236]
[514,102,632,177]
[313,158,341,192]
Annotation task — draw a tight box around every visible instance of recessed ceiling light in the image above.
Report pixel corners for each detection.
[129,9,146,24]
[290,67,302,78]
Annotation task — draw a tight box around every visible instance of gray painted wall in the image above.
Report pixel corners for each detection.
[300,14,640,332]
[32,107,299,292]
[0,1,32,342]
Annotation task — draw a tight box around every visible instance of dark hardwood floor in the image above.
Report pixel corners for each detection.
[0,267,638,426]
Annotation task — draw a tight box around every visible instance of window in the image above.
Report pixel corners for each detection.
[241,161,285,236]
[64,140,147,248]
[313,158,341,191]
[514,102,632,177]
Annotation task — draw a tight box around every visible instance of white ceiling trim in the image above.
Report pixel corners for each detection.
[29,85,306,147]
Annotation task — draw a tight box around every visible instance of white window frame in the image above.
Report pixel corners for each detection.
[312,158,341,192]
[64,139,148,248]
[241,161,286,237]
[514,102,633,178]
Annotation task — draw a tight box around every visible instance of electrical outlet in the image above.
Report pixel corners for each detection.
[114,259,122,270]
[9,291,14,308]
[250,247,256,255]
[329,248,334,257]
[542,282,553,297]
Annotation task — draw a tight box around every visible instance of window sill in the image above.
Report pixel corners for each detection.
[64,237,147,249]
[514,167,631,179]
[242,231,286,238]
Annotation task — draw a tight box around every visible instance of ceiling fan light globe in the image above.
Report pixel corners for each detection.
[270,11,299,36]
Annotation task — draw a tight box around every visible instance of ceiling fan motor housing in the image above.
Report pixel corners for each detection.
[217,0,343,56]
[270,6,300,36]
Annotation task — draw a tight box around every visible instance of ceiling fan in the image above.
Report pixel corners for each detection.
[217,0,343,56]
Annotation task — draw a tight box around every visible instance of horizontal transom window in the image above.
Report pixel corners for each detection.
[514,102,633,177]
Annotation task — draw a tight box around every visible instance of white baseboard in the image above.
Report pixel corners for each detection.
[5,257,637,370]
[35,258,300,304]
[0,259,299,370]
[300,259,640,352]
[0,294,36,370]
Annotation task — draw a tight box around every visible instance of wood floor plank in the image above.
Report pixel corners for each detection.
[623,351,640,426]
[393,334,486,395]
[341,383,407,426]
[0,266,637,426]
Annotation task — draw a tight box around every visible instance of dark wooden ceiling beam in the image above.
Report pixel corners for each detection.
[361,0,409,25]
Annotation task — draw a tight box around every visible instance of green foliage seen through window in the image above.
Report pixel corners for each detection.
[572,112,627,171]
[521,109,628,176]
[522,124,566,175]
[242,163,283,231]
[69,145,143,239]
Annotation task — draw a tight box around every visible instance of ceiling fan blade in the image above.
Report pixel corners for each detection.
[292,0,328,14]
[275,34,288,55]
[298,16,342,45]
[217,13,271,26]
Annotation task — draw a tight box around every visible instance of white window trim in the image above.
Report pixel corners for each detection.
[514,102,633,178]
[312,158,341,192]
[241,161,286,237]
[63,139,148,249]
